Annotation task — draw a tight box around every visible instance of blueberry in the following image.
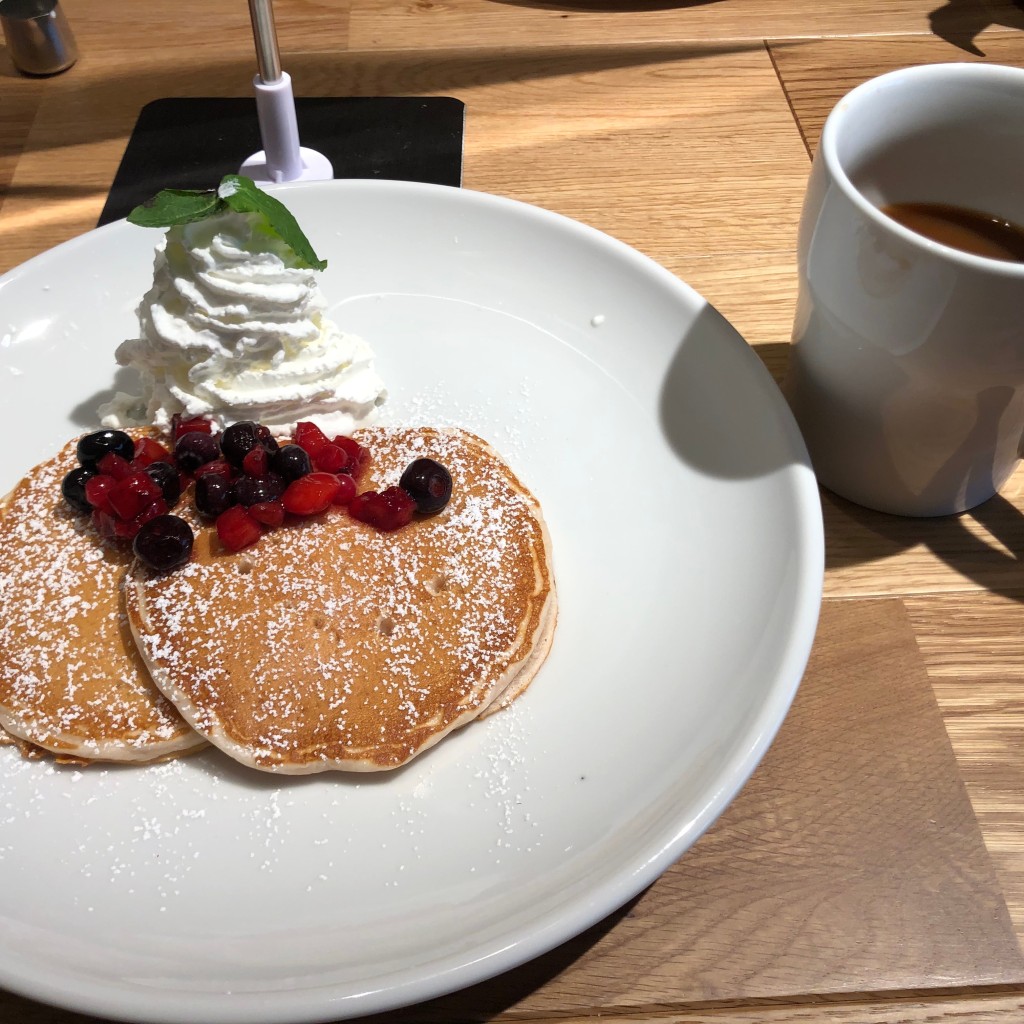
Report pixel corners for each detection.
[76,429,135,470]
[234,472,285,507]
[174,431,221,473]
[144,461,182,507]
[61,466,96,513]
[221,421,264,467]
[270,444,312,482]
[133,515,194,571]
[255,423,280,453]
[194,474,235,518]
[399,458,452,514]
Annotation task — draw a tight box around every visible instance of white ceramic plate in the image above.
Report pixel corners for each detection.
[0,180,822,1024]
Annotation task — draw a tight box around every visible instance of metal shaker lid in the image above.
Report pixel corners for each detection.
[1,0,78,76]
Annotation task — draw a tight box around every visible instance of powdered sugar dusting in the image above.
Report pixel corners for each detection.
[129,427,554,773]
[0,441,200,759]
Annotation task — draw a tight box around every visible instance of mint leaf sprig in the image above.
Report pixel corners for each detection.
[126,174,327,271]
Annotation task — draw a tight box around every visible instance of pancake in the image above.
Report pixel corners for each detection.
[0,440,206,763]
[0,724,48,760]
[478,594,557,719]
[127,427,556,773]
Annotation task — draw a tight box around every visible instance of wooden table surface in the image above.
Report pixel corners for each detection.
[6,1,1024,1022]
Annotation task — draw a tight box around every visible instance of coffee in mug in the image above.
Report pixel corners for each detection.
[881,202,1024,262]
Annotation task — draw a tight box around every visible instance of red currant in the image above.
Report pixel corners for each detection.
[172,414,215,440]
[313,444,351,474]
[216,505,262,552]
[131,436,172,469]
[294,421,331,457]
[330,474,357,506]
[241,446,270,477]
[249,500,285,528]
[97,452,132,480]
[281,472,340,516]
[333,436,370,475]
[349,486,415,531]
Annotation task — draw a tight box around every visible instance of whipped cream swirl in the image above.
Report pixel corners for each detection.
[100,211,385,435]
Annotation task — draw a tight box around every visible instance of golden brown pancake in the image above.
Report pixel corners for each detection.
[0,440,206,763]
[127,427,556,773]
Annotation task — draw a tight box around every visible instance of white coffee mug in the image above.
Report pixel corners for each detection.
[785,62,1024,517]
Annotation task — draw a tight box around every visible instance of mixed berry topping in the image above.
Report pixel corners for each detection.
[76,429,135,470]
[172,414,214,438]
[61,431,186,565]
[194,473,235,518]
[133,515,194,572]
[60,465,97,514]
[173,431,221,474]
[144,461,182,505]
[234,471,286,508]
[221,420,265,467]
[399,458,453,515]
[60,420,454,570]
[282,471,345,516]
[271,444,312,482]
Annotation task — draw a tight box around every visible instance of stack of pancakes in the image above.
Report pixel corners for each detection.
[0,427,556,772]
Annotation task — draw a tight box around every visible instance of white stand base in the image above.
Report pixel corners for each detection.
[240,146,334,183]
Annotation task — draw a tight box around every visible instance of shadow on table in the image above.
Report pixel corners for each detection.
[927,0,1024,56]
[0,40,765,166]
[754,340,1024,603]
[488,0,721,10]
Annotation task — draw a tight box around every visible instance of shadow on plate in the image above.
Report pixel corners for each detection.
[71,368,138,428]
[660,306,809,481]
[0,891,642,1023]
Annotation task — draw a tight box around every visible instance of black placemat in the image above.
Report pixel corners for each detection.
[98,96,465,225]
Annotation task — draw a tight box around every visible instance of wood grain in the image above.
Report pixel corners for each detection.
[349,0,1024,49]
[769,31,1024,157]
[818,483,1024,600]
[57,0,348,57]
[0,75,43,218]
[903,591,1024,940]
